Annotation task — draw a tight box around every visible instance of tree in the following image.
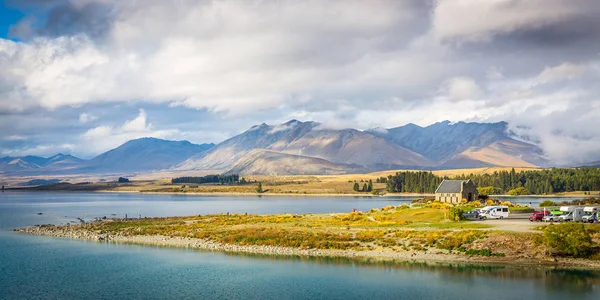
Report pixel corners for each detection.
[508,186,529,196]
[256,182,263,193]
[353,182,360,192]
[477,186,500,196]
[367,180,373,192]
[362,183,368,192]
[118,177,129,183]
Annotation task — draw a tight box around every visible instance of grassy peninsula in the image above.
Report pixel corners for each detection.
[17,202,600,269]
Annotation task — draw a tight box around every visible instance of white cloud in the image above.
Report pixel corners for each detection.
[81,109,179,155]
[79,113,97,123]
[0,0,428,115]
[1,143,75,157]
[534,62,587,85]
[440,77,483,101]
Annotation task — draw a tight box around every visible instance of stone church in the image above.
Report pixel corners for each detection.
[435,179,478,203]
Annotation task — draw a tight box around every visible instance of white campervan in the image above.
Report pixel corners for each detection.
[582,207,598,223]
[558,206,585,222]
[478,206,509,219]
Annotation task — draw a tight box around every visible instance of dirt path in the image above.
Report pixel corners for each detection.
[483,219,539,232]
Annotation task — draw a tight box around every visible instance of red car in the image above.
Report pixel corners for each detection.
[529,212,545,222]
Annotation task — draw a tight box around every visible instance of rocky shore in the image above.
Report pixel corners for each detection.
[16,224,600,269]
[16,224,467,262]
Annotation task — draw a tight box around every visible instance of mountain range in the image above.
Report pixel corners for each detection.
[0,120,553,176]
[0,138,215,175]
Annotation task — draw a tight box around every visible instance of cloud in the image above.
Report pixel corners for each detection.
[1,0,600,164]
[79,112,97,123]
[81,109,180,155]
[0,0,430,114]
[1,143,75,157]
[534,62,587,85]
[440,77,483,101]
[432,0,600,42]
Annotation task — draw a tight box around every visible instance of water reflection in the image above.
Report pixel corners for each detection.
[215,251,600,293]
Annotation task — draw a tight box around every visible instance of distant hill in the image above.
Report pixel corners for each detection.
[580,161,600,168]
[82,138,214,173]
[0,154,84,173]
[1,119,560,176]
[368,121,549,168]
[0,138,214,175]
[176,120,431,171]
[224,149,369,175]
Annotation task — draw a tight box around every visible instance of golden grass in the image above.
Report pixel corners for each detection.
[84,205,496,252]
[104,167,544,195]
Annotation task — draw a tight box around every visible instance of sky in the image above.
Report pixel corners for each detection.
[0,0,599,165]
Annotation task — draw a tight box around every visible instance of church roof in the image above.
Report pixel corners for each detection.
[435,180,470,193]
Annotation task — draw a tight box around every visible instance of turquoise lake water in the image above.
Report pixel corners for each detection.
[0,192,597,299]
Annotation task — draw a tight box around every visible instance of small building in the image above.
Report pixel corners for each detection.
[435,179,478,204]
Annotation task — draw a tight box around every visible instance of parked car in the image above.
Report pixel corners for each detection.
[463,209,480,219]
[529,212,545,222]
[543,214,559,222]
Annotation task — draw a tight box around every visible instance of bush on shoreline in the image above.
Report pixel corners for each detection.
[543,223,593,258]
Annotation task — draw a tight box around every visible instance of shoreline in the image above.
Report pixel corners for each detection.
[100,190,434,197]
[15,224,600,271]
[5,188,590,198]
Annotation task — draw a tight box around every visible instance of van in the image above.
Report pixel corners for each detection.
[582,207,598,223]
[479,206,509,219]
[558,207,585,222]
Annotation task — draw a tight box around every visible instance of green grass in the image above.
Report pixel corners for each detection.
[508,206,534,212]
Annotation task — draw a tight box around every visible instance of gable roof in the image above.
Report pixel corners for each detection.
[435,179,470,193]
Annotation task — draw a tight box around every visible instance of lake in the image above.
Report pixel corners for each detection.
[0,192,598,299]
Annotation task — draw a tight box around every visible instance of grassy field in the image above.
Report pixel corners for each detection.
[73,204,504,253]
[107,167,541,195]
[21,200,600,267]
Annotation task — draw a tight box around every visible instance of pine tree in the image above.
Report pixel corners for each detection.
[353,182,360,192]
[362,183,368,192]
[367,180,373,192]
[257,182,263,193]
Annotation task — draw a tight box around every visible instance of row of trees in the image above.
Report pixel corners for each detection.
[172,174,240,184]
[353,180,373,192]
[382,171,443,193]
[455,168,600,194]
[379,168,600,195]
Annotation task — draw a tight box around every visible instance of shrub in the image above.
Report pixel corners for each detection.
[449,207,466,221]
[508,187,530,196]
[485,199,495,206]
[397,204,409,210]
[543,223,593,257]
[539,200,557,207]
[477,186,501,196]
